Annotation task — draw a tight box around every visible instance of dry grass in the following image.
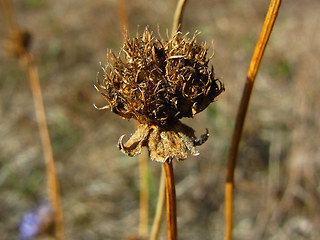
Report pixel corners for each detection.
[1,0,320,239]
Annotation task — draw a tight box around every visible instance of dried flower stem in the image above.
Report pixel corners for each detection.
[171,0,188,36]
[139,148,149,237]
[117,0,129,38]
[0,0,17,30]
[163,161,177,240]
[224,1,282,240]
[21,53,65,240]
[150,168,166,240]
[1,2,65,238]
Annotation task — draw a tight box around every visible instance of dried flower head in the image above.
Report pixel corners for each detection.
[95,27,224,162]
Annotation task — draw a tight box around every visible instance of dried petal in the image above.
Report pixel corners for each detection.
[118,121,209,162]
[118,124,150,157]
[148,125,188,162]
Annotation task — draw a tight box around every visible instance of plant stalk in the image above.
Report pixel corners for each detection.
[163,160,177,240]
[117,0,129,39]
[139,148,149,237]
[171,0,188,36]
[224,1,282,240]
[1,1,66,238]
[0,0,17,30]
[150,167,166,240]
[21,53,65,240]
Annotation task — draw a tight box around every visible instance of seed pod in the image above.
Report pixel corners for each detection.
[95,27,224,162]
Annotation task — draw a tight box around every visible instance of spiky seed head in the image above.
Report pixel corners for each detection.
[96,27,224,126]
[95,27,224,162]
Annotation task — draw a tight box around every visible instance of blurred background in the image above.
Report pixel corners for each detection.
[0,0,319,239]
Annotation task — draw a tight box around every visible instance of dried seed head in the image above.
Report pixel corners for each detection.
[95,27,224,162]
[95,27,224,126]
[3,29,32,58]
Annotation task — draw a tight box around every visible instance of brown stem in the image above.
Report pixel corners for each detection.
[171,0,188,36]
[1,1,66,238]
[139,148,149,237]
[21,53,65,240]
[163,160,177,240]
[0,0,18,30]
[150,167,166,240]
[117,0,129,39]
[224,1,282,240]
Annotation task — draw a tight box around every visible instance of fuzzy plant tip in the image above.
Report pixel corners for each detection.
[95,26,224,162]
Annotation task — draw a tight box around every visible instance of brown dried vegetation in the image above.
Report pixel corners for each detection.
[95,27,224,162]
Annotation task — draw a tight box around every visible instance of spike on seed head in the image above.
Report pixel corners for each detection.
[95,27,224,162]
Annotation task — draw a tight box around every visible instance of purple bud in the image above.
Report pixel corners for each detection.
[19,201,54,240]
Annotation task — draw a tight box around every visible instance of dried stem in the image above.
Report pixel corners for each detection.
[1,1,66,239]
[163,161,177,240]
[117,0,129,39]
[21,53,65,240]
[150,168,166,240]
[0,0,17,30]
[224,1,282,240]
[171,0,188,36]
[139,148,149,237]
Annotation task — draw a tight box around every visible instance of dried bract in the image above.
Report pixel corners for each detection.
[95,27,224,162]
[118,121,209,162]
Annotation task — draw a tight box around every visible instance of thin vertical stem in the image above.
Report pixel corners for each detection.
[163,161,177,240]
[117,0,129,39]
[1,1,66,239]
[21,53,65,240]
[0,0,18,30]
[150,168,166,240]
[139,148,149,237]
[171,0,188,36]
[224,1,282,240]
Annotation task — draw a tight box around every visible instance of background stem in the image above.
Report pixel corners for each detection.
[150,168,166,240]
[22,53,65,240]
[0,1,66,238]
[224,1,282,240]
[171,0,188,36]
[117,0,129,38]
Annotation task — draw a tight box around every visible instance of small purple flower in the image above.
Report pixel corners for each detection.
[19,201,54,240]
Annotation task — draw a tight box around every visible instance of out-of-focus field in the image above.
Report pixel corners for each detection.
[1,0,320,239]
